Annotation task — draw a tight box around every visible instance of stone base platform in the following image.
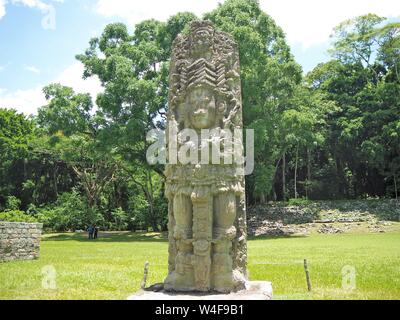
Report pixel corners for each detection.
[128,281,273,300]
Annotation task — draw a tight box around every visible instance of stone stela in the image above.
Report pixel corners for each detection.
[164,21,248,293]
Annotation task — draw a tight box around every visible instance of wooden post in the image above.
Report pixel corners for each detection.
[141,261,149,290]
[304,259,312,292]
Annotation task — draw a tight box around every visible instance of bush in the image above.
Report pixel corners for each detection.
[108,207,128,231]
[5,196,21,210]
[128,194,149,231]
[36,190,97,232]
[0,210,38,223]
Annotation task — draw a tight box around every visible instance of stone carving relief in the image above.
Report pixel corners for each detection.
[164,21,247,293]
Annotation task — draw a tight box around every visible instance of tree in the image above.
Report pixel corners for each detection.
[205,0,303,202]
[76,21,176,231]
[280,86,325,199]
[330,14,385,67]
[0,108,34,208]
[38,84,117,223]
[307,15,400,199]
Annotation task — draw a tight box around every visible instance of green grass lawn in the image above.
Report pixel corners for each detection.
[1,230,399,300]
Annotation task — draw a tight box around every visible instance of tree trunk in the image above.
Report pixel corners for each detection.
[335,155,346,198]
[306,148,311,199]
[53,168,58,197]
[148,198,159,232]
[294,144,299,199]
[147,170,159,232]
[394,175,398,201]
[282,152,286,201]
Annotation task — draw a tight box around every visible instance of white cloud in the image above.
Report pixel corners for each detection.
[0,85,47,115]
[0,0,64,20]
[11,0,50,12]
[0,0,6,19]
[261,0,400,48]
[95,0,219,25]
[94,0,400,48]
[10,0,62,12]
[0,65,5,72]
[24,65,41,74]
[54,62,103,104]
[0,62,103,115]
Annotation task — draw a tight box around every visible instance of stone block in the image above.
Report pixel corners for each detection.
[0,222,42,263]
[128,281,273,300]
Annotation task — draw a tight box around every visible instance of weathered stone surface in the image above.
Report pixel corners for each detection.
[164,21,247,293]
[128,281,273,300]
[0,222,42,262]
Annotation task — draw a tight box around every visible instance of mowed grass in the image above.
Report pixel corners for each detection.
[249,232,400,300]
[1,230,399,300]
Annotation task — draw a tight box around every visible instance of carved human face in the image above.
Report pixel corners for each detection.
[187,86,216,130]
[192,29,213,56]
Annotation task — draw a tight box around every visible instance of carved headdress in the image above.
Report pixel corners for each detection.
[168,21,242,130]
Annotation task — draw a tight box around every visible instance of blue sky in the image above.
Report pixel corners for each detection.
[0,0,399,114]
[0,0,101,91]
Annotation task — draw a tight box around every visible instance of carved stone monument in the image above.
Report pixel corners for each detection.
[128,21,272,300]
[164,21,247,293]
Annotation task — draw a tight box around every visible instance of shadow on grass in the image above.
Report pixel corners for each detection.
[43,232,168,243]
[43,231,308,243]
[248,234,308,241]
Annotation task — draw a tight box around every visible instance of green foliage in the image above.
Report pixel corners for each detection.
[205,0,303,199]
[329,14,386,66]
[38,84,95,136]
[128,192,150,231]
[0,109,34,208]
[5,196,21,210]
[36,190,94,232]
[37,85,118,225]
[287,198,313,206]
[1,4,399,232]
[109,207,129,231]
[307,14,400,200]
[0,108,33,159]
[0,210,38,223]
[162,12,198,55]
